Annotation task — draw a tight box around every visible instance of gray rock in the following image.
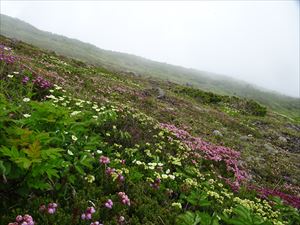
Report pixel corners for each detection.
[212,130,223,137]
[157,87,165,99]
[240,135,254,141]
[278,136,287,143]
[240,136,250,141]
[264,143,278,153]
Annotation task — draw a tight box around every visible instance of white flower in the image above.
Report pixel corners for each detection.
[7,74,14,78]
[92,115,98,119]
[54,84,62,90]
[85,175,95,183]
[23,114,31,118]
[168,175,175,180]
[71,135,78,141]
[70,111,81,116]
[67,149,74,155]
[46,95,57,100]
[161,174,168,179]
[49,89,54,93]
[23,98,30,102]
[171,202,182,209]
[13,71,19,74]
[96,150,103,154]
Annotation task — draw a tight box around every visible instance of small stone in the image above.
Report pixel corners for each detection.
[212,130,223,137]
[264,143,278,153]
[278,136,287,143]
[240,136,249,141]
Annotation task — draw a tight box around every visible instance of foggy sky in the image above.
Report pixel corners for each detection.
[1,1,299,97]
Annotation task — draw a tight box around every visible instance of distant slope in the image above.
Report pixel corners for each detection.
[1,14,299,119]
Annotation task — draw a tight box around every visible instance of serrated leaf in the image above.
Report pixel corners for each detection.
[24,140,41,159]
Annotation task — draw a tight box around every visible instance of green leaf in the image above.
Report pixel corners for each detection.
[41,147,63,159]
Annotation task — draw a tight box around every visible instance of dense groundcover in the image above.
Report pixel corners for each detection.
[0,44,300,225]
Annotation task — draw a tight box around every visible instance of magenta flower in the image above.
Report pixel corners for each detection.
[16,215,23,222]
[118,192,131,206]
[104,199,113,209]
[39,202,58,214]
[81,206,96,220]
[99,156,110,164]
[105,167,115,176]
[22,76,29,84]
[160,123,249,189]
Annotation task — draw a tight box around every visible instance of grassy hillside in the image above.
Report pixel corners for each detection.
[1,35,300,224]
[1,14,299,120]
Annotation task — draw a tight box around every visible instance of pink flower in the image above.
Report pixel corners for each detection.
[47,207,56,214]
[99,156,110,164]
[81,206,96,220]
[86,213,92,220]
[16,215,23,222]
[105,167,115,176]
[104,199,113,209]
[117,174,125,182]
[118,215,125,224]
[118,192,131,206]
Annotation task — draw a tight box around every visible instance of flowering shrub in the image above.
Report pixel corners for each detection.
[253,186,300,209]
[160,123,248,189]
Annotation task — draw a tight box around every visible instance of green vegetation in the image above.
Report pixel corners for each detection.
[0,34,299,224]
[1,14,299,120]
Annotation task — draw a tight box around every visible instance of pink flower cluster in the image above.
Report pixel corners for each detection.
[99,156,110,164]
[81,206,96,220]
[9,214,34,225]
[118,192,131,206]
[104,199,113,209]
[39,202,58,214]
[251,186,300,209]
[0,44,16,64]
[32,76,52,89]
[160,123,248,188]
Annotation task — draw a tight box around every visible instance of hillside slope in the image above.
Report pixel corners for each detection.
[0,35,300,224]
[1,14,299,120]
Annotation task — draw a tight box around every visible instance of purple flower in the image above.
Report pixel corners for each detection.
[104,199,113,209]
[22,76,29,84]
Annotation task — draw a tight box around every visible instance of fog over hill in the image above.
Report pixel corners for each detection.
[0,13,299,119]
[1,1,299,98]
